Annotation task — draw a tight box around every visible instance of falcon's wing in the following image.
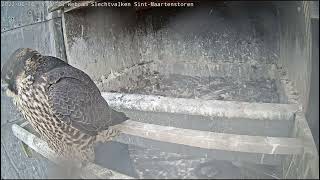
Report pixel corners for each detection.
[45,66,128,136]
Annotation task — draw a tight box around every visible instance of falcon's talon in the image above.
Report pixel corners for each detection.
[20,141,33,158]
[101,170,113,177]
[20,121,30,128]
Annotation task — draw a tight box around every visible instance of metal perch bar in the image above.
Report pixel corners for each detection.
[12,124,134,179]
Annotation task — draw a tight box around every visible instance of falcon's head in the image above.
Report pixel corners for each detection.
[1,48,42,95]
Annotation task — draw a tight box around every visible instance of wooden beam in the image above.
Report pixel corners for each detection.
[102,92,299,121]
[12,124,134,179]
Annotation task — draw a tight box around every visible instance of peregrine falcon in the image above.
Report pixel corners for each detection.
[1,48,129,167]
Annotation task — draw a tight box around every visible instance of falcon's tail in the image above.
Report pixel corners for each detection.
[110,109,129,126]
[95,109,128,143]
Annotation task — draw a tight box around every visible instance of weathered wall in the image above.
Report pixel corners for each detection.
[135,2,279,64]
[1,2,66,63]
[276,1,319,149]
[63,2,280,86]
[63,8,140,81]
[306,1,319,151]
[277,1,312,109]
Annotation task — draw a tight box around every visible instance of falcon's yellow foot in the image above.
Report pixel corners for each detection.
[80,161,113,178]
[100,169,113,177]
[20,141,33,158]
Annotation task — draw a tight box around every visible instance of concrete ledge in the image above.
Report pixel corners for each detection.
[102,92,299,121]
[113,120,304,156]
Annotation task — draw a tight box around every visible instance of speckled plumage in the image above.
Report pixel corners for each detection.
[1,48,128,165]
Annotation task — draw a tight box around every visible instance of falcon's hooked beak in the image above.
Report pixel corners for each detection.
[1,61,18,95]
[1,48,33,95]
[1,79,8,92]
[1,78,17,98]
[2,48,41,97]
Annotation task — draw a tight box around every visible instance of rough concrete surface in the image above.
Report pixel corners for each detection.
[124,73,279,103]
[63,2,280,82]
[128,145,282,179]
[53,1,285,179]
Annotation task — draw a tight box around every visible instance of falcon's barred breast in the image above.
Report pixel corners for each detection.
[1,48,129,164]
